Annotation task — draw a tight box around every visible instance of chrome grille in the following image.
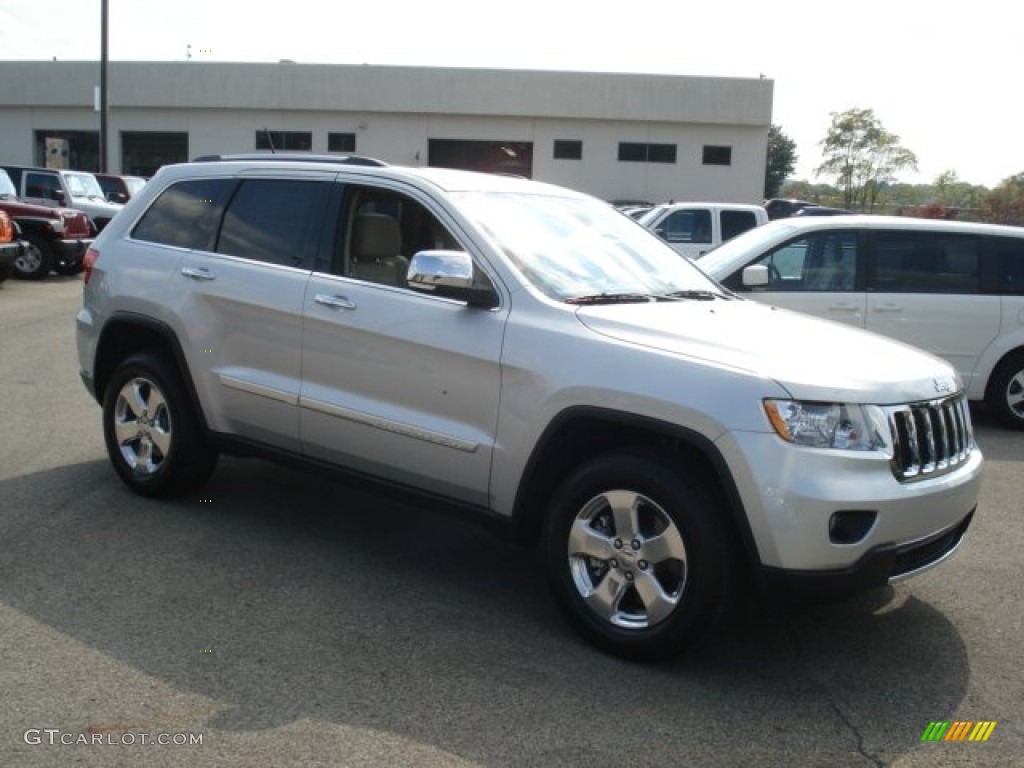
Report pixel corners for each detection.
[888,395,973,482]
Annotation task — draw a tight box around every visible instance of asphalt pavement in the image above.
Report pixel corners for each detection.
[1,276,1021,767]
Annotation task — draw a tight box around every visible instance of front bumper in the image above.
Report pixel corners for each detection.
[53,237,93,266]
[756,508,974,600]
[717,428,983,582]
[0,240,22,270]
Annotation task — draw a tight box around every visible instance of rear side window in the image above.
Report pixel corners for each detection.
[132,178,235,250]
[217,179,329,269]
[987,236,1024,294]
[870,232,979,294]
[721,210,758,241]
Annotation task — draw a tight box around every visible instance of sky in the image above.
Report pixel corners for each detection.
[1,0,1021,189]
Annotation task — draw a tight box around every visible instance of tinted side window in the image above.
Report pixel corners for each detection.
[661,209,712,244]
[132,178,235,250]
[217,179,329,269]
[870,232,979,294]
[986,236,1024,294]
[721,210,757,241]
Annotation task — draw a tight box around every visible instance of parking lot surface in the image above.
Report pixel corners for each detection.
[1,277,1021,767]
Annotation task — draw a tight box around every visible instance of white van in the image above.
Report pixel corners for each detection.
[638,202,768,260]
[700,215,1024,429]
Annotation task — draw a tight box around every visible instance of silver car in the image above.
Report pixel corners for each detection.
[75,157,983,660]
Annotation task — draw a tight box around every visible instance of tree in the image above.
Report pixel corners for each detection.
[764,124,797,198]
[815,108,918,211]
[979,172,1024,226]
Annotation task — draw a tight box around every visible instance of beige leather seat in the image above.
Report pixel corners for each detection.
[350,213,409,287]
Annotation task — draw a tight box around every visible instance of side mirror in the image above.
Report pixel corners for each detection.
[51,189,67,203]
[742,264,770,288]
[654,227,668,240]
[108,192,129,204]
[407,250,498,309]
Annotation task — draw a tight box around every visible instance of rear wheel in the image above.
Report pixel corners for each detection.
[14,235,53,280]
[543,449,737,661]
[985,352,1024,430]
[102,353,219,497]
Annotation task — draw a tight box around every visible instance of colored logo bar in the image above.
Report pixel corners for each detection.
[921,721,996,742]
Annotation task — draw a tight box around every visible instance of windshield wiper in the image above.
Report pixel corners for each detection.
[565,292,659,305]
[661,289,724,301]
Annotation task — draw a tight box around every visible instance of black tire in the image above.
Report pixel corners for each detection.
[543,449,737,662]
[14,234,53,280]
[985,351,1024,430]
[102,352,219,497]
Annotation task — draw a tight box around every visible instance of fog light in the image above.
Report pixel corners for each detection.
[829,510,877,544]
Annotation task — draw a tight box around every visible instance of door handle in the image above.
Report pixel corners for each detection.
[873,304,904,313]
[181,267,215,281]
[314,294,357,310]
[827,303,860,312]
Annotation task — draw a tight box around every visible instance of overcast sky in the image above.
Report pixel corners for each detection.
[2,0,1020,189]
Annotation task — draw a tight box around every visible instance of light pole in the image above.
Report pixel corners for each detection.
[99,0,109,172]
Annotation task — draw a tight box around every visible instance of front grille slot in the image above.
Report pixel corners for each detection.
[889,395,973,482]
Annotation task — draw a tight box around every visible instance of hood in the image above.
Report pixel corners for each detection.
[0,198,62,220]
[576,299,959,404]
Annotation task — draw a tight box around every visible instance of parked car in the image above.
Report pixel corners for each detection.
[0,168,93,278]
[700,215,1024,429]
[76,157,981,660]
[94,173,147,204]
[764,198,816,219]
[638,202,768,259]
[1,165,124,233]
[0,210,21,283]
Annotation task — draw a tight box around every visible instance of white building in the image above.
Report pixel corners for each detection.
[0,61,773,204]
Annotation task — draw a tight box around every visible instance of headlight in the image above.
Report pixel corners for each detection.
[764,399,892,455]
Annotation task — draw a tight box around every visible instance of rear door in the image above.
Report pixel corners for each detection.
[299,180,505,506]
[150,172,332,452]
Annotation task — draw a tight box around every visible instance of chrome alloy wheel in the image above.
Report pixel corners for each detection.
[112,376,173,475]
[567,490,688,630]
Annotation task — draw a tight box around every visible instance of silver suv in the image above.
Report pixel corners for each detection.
[75,156,983,660]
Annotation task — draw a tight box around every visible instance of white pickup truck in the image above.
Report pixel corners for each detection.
[639,201,768,259]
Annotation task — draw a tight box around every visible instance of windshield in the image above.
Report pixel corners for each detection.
[64,171,105,199]
[697,219,802,275]
[453,192,720,301]
[636,205,668,227]
[0,170,16,197]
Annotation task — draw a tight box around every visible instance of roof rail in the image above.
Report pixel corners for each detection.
[191,153,387,167]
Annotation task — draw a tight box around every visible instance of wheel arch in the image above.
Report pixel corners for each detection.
[511,406,758,566]
[92,312,210,434]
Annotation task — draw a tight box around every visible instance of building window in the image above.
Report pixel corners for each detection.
[254,130,312,152]
[618,142,676,164]
[553,140,582,160]
[121,131,188,177]
[328,132,357,153]
[702,145,732,166]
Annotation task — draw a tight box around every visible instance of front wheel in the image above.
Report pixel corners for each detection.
[102,353,219,497]
[985,352,1024,430]
[543,449,737,661]
[14,235,53,280]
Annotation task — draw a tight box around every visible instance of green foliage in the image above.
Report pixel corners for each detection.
[815,108,918,211]
[980,172,1024,226]
[764,124,797,198]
